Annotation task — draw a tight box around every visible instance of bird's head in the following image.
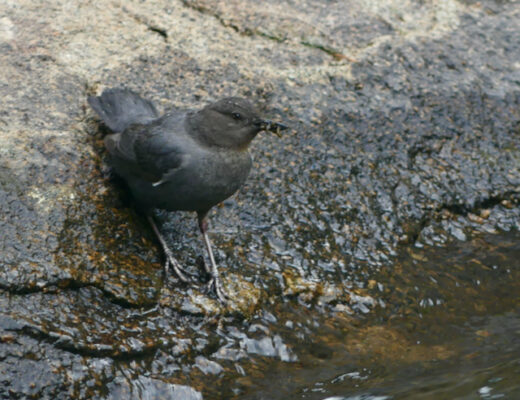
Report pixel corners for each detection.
[191,97,287,149]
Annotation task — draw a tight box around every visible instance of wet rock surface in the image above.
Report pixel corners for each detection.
[1,0,519,398]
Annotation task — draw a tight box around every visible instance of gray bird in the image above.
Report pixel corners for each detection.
[88,88,287,302]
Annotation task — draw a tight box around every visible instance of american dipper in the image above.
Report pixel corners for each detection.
[88,88,287,302]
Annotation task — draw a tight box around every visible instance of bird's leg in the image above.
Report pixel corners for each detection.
[198,213,228,302]
[147,215,189,283]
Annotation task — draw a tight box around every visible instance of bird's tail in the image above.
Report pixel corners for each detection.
[88,88,159,132]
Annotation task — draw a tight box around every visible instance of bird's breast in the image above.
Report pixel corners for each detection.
[150,149,252,212]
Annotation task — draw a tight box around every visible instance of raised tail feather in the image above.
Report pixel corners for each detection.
[88,88,159,132]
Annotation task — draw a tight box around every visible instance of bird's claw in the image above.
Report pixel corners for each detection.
[163,248,190,283]
[206,276,228,303]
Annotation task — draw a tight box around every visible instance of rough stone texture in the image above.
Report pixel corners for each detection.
[1,0,519,398]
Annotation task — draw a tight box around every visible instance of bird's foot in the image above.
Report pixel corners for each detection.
[163,247,190,283]
[206,274,228,303]
[198,215,229,303]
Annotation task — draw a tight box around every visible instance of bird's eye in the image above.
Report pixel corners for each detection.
[232,112,242,120]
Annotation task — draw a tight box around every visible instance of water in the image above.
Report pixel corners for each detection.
[208,231,520,399]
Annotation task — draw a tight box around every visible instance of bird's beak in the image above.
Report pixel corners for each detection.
[255,119,288,137]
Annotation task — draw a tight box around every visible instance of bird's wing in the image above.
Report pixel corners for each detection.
[133,117,185,185]
[104,126,139,163]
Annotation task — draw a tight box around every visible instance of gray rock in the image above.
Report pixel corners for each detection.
[1,0,519,397]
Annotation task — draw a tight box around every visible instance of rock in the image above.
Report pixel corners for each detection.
[1,0,519,397]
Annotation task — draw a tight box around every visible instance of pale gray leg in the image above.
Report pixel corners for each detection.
[147,215,189,282]
[198,214,228,303]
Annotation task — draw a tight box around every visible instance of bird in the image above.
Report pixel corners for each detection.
[88,88,287,302]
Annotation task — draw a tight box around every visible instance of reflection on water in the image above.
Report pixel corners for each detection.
[223,231,520,400]
[301,310,520,400]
